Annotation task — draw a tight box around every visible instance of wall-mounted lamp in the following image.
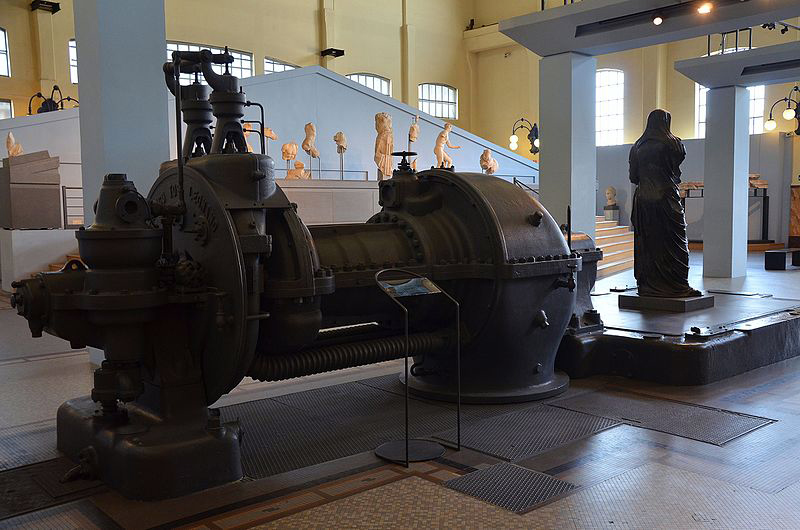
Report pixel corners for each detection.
[764,86,799,134]
[27,85,79,115]
[509,118,539,155]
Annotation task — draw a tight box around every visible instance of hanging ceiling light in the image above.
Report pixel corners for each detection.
[764,119,777,131]
[697,2,713,15]
[783,107,796,121]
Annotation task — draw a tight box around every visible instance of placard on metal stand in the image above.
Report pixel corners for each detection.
[373,269,461,467]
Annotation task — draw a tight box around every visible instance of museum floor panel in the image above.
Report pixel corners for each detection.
[4,253,800,528]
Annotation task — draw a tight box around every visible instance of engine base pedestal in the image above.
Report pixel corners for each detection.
[56,397,243,500]
[403,370,569,404]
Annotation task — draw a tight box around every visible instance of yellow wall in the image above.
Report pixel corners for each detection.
[0,0,799,151]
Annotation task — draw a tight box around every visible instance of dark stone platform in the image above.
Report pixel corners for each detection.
[618,293,715,312]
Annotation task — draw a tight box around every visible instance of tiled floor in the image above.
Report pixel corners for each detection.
[4,256,800,528]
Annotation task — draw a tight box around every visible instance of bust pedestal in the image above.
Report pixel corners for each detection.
[604,204,619,222]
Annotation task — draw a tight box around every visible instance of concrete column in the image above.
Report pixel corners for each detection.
[73,0,170,224]
[703,85,750,278]
[31,10,57,93]
[539,52,597,238]
[400,0,415,107]
[319,0,335,70]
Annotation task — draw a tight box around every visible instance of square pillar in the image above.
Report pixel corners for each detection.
[539,52,597,239]
[703,85,750,278]
[74,0,169,224]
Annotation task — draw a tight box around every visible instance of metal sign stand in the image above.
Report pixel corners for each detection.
[373,269,461,468]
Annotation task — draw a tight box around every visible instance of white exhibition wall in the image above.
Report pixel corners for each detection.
[597,133,795,243]
[235,66,539,182]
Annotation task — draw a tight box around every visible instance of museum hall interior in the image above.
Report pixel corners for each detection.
[2,0,800,527]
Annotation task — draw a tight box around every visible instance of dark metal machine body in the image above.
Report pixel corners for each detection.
[11,49,598,499]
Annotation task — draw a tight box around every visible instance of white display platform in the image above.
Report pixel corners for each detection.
[279,179,380,225]
[0,228,78,292]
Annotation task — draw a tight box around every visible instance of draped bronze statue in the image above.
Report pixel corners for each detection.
[629,109,701,298]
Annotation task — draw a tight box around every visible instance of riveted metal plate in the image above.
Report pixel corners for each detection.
[445,462,576,513]
[435,406,619,461]
[0,419,58,471]
[549,389,774,445]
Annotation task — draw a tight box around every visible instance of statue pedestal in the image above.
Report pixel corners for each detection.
[603,205,619,222]
[619,293,715,313]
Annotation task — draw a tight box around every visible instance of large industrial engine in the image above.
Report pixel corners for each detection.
[11,49,597,499]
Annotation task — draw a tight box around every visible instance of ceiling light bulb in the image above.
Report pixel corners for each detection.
[509,142,518,151]
[697,2,713,14]
[783,107,796,121]
[509,134,519,143]
[533,138,540,148]
[652,15,663,26]
[764,119,777,131]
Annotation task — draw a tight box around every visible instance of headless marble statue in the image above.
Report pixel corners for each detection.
[629,109,700,298]
[479,149,498,174]
[302,123,320,158]
[6,132,23,157]
[374,112,394,179]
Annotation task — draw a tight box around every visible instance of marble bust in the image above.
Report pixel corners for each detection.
[281,142,298,161]
[479,149,498,174]
[334,131,347,154]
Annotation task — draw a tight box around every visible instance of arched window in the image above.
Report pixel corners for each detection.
[68,39,78,83]
[264,57,296,74]
[418,83,458,120]
[166,42,253,85]
[694,47,764,137]
[347,73,391,97]
[596,68,624,146]
[0,28,9,77]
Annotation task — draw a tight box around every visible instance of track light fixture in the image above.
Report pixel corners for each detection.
[697,2,713,15]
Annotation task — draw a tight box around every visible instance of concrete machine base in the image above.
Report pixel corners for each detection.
[559,290,800,385]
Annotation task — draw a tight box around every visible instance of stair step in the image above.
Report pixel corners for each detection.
[595,220,618,229]
[597,258,634,279]
[599,239,634,254]
[596,226,630,236]
[598,248,633,266]
[596,232,634,246]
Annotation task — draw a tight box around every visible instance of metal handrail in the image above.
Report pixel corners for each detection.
[513,176,540,196]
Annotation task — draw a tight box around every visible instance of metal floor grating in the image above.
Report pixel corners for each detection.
[435,406,620,462]
[549,389,774,445]
[0,458,106,522]
[0,419,59,471]
[445,462,576,513]
[221,383,462,479]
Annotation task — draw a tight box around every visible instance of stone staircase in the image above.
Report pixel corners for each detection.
[595,216,633,279]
